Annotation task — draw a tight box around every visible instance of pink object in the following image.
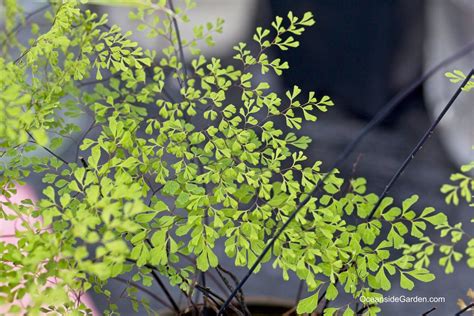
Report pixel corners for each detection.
[0,184,99,315]
[0,184,38,244]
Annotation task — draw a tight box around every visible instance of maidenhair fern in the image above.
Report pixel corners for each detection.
[0,1,472,315]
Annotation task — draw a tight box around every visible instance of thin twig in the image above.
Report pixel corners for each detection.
[194,285,244,316]
[168,0,188,91]
[456,303,474,315]
[200,271,208,313]
[356,304,372,315]
[126,255,180,313]
[14,3,64,64]
[151,269,181,313]
[147,183,165,206]
[215,268,233,293]
[195,287,220,313]
[215,265,250,315]
[367,68,474,219]
[145,240,181,313]
[422,307,436,315]
[177,254,229,295]
[26,131,69,164]
[113,277,172,310]
[75,119,96,164]
[194,284,225,303]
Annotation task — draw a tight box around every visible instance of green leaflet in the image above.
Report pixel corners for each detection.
[296,292,319,314]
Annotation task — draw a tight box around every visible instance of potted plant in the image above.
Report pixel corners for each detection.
[0,1,473,315]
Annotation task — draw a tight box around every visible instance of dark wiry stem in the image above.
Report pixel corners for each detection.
[194,284,244,316]
[216,265,250,315]
[422,307,436,315]
[168,0,188,91]
[26,130,69,164]
[125,257,180,313]
[151,269,181,313]
[114,277,172,310]
[456,303,474,315]
[356,304,372,315]
[367,69,473,219]
[75,120,96,164]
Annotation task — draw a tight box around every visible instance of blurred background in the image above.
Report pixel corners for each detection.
[2,0,474,315]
